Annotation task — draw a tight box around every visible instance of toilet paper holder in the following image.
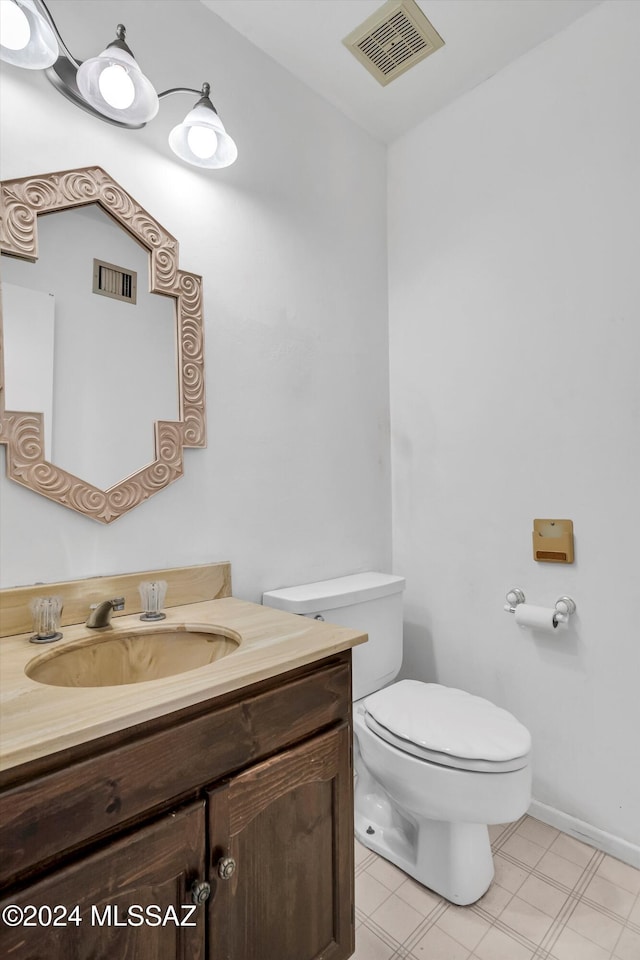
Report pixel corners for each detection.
[504,589,576,624]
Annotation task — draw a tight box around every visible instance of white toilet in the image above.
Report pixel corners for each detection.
[263,572,532,906]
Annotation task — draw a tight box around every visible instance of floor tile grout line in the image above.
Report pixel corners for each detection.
[490,813,527,852]
[610,917,627,960]
[470,900,514,926]
[530,848,605,959]
[355,905,374,925]
[497,831,610,878]
[401,900,451,954]
[355,852,379,876]
[531,854,603,959]
[354,876,395,923]
[573,849,606,898]
[523,862,640,929]
[497,846,607,897]
[358,887,448,955]
[528,946,552,960]
[579,892,638,924]
[526,863,592,896]
[506,814,564,851]
[389,945,413,960]
[483,912,558,956]
[610,889,640,958]
[358,913,408,954]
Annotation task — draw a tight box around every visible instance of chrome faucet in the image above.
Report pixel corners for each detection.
[86,597,125,628]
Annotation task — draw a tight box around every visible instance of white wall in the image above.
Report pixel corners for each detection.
[389,0,640,859]
[0,0,391,599]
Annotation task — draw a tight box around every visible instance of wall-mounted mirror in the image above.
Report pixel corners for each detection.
[0,167,206,523]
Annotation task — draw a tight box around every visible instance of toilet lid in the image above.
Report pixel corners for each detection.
[363,680,531,770]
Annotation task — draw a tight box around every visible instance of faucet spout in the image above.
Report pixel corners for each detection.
[86,597,125,628]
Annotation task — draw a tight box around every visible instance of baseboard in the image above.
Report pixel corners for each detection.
[529,799,640,869]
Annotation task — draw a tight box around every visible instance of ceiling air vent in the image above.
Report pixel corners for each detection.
[343,0,444,86]
[93,258,137,304]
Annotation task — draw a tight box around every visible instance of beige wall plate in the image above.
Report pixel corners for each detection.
[532,519,574,563]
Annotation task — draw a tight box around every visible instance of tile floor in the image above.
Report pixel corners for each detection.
[354,816,640,960]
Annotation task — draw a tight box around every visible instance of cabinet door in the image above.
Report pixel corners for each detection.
[0,801,206,960]
[208,723,354,960]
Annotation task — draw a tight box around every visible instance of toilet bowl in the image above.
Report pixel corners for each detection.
[353,680,531,904]
[262,573,532,906]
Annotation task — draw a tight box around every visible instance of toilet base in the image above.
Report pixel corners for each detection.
[355,798,494,905]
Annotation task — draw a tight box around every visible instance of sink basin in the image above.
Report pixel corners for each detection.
[25,626,241,687]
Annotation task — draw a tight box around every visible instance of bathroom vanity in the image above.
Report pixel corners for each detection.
[0,564,365,960]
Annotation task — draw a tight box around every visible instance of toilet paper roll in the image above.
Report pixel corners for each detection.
[514,604,559,631]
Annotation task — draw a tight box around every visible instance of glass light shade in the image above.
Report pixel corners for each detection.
[0,0,58,68]
[169,102,237,169]
[76,45,158,124]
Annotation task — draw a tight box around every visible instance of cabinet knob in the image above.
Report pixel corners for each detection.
[217,856,237,880]
[191,880,211,905]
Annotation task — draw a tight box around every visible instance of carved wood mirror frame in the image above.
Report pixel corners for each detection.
[0,166,206,523]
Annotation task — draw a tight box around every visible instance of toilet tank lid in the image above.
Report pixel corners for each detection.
[262,572,405,614]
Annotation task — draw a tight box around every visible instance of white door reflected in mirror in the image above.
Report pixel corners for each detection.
[2,283,55,461]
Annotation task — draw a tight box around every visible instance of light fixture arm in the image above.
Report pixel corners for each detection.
[35,2,132,65]
[158,83,214,107]
[158,84,221,121]
[35,0,81,68]
[159,86,201,99]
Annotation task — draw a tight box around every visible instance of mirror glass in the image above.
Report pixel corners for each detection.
[1,205,178,490]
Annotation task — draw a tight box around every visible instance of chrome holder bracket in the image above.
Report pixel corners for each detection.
[503,588,526,613]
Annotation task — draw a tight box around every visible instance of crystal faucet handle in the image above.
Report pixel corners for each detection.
[30,596,64,644]
[139,580,167,621]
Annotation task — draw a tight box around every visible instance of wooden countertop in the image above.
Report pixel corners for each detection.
[0,597,366,772]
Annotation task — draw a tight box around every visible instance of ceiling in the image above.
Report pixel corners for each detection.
[200,0,602,143]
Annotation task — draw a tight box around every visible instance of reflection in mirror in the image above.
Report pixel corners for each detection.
[2,205,178,490]
[0,166,206,523]
[1,283,54,460]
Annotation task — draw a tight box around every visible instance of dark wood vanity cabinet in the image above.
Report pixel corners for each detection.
[0,802,207,960]
[0,654,355,960]
[209,724,352,960]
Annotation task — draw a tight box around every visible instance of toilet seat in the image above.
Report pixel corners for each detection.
[363,680,531,773]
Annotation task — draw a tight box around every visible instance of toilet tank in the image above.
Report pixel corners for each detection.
[262,572,405,701]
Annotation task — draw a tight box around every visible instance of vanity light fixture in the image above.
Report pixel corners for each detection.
[0,0,238,168]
